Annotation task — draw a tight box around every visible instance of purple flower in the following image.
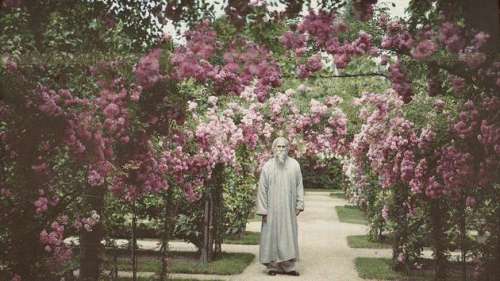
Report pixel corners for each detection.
[411,40,437,60]
[135,48,163,89]
[439,22,465,53]
[87,169,104,187]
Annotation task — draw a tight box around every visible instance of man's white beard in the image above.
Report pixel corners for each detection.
[275,151,288,165]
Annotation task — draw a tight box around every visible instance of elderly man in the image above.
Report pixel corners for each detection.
[256,137,304,276]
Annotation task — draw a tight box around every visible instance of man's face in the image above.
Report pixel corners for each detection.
[274,141,288,164]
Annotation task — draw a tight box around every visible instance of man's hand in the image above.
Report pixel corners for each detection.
[296,209,302,216]
[262,215,267,224]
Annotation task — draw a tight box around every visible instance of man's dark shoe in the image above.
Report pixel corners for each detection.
[267,270,278,276]
[284,270,300,276]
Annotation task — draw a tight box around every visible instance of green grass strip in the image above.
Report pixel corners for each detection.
[356,257,475,280]
[356,257,408,280]
[224,231,259,245]
[329,192,346,199]
[105,252,254,275]
[335,205,368,225]
[347,235,392,249]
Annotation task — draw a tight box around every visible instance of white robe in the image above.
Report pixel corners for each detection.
[256,156,304,264]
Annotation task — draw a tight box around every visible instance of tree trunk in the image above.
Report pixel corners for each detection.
[458,194,467,281]
[200,163,225,264]
[494,193,500,281]
[214,186,223,258]
[207,192,214,260]
[79,187,105,281]
[9,124,43,280]
[391,183,409,272]
[430,199,448,281]
[10,211,40,280]
[131,201,138,281]
[213,164,225,259]
[200,193,211,265]
[160,191,174,281]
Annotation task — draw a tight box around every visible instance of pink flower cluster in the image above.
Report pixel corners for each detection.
[39,216,72,264]
[479,119,500,150]
[282,10,374,71]
[162,142,202,202]
[350,86,500,202]
[426,176,445,200]
[298,10,338,45]
[400,150,415,182]
[417,126,435,151]
[280,31,307,53]
[35,87,74,117]
[194,102,243,166]
[409,159,427,194]
[297,54,323,78]
[172,21,217,82]
[439,22,465,53]
[221,42,282,100]
[453,100,479,139]
[468,97,500,188]
[74,210,100,232]
[388,60,413,103]
[110,144,168,201]
[34,196,49,214]
[352,0,378,21]
[34,190,60,214]
[380,21,414,51]
[290,95,348,157]
[134,48,164,89]
[172,23,282,101]
[87,161,112,187]
[268,91,295,119]
[97,85,131,145]
[351,92,417,189]
[437,146,473,196]
[381,20,498,101]
[411,39,438,61]
[239,104,266,148]
[65,111,92,157]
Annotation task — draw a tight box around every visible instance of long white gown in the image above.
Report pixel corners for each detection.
[256,156,304,264]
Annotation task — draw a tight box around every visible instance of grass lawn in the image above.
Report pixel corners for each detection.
[356,257,421,280]
[335,205,368,225]
[355,257,474,280]
[224,231,259,245]
[329,191,346,199]
[104,251,254,275]
[347,235,392,249]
